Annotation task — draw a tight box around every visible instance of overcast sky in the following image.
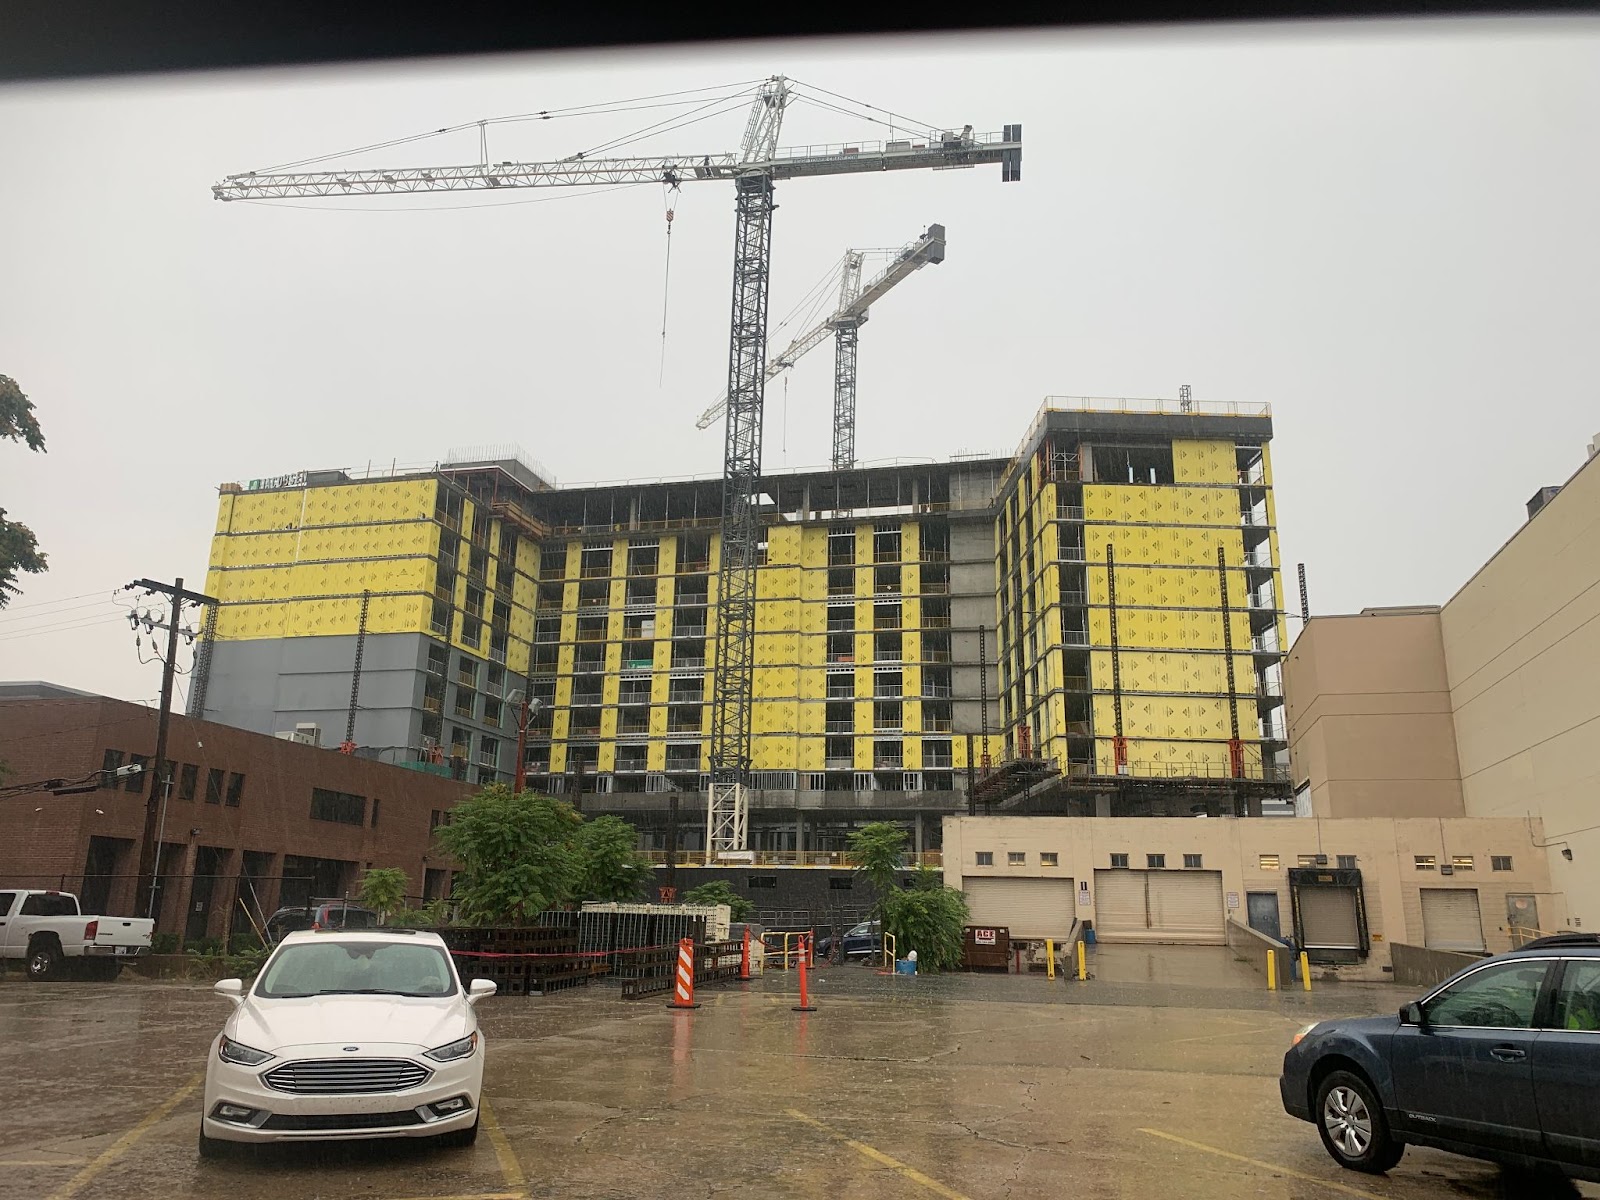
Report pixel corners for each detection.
[2,17,1597,705]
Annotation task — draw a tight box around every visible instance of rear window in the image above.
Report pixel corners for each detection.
[320,906,377,929]
[0,892,15,916]
[21,893,78,917]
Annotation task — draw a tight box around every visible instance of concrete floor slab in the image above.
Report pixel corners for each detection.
[0,969,1592,1200]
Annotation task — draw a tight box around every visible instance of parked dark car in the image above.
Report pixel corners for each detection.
[1280,934,1600,1184]
[816,920,882,961]
[263,901,379,942]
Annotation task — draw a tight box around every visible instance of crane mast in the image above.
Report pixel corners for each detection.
[212,78,1020,860]
[694,222,948,470]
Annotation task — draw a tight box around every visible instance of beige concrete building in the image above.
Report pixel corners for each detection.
[942,814,1557,981]
[1285,444,1600,932]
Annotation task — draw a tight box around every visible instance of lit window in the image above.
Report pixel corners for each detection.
[1297,854,1320,867]
[1110,853,1129,869]
[1451,856,1475,872]
[975,851,993,867]
[1183,854,1203,869]
[1147,854,1166,869]
[1040,852,1059,867]
[1008,852,1026,866]
[1492,856,1514,872]
[1258,854,1280,870]
[1415,855,1437,871]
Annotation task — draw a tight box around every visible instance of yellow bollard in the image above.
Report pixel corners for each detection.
[1267,949,1278,991]
[1300,951,1312,992]
[1046,939,1056,980]
[1076,939,1087,981]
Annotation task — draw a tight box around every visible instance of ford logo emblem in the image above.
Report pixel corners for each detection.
[343,1046,359,1052]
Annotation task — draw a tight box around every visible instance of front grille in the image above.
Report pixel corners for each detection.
[262,1058,432,1095]
[261,1109,425,1131]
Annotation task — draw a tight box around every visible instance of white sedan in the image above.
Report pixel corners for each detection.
[200,929,496,1155]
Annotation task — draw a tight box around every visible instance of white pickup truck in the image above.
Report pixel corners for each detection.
[0,889,154,981]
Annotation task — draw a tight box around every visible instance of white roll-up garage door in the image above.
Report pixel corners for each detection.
[1091,870,1225,944]
[1421,888,1486,952]
[1298,886,1361,951]
[960,877,1076,940]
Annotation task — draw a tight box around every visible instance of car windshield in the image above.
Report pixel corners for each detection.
[255,941,457,998]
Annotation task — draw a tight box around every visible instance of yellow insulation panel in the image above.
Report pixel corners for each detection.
[212,592,430,641]
[1172,439,1238,484]
[1085,606,1253,652]
[1082,484,1239,530]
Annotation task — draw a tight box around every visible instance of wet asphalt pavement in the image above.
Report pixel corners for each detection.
[0,946,1593,1200]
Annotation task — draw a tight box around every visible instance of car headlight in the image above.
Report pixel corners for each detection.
[425,1031,479,1062]
[1291,1022,1321,1047]
[218,1035,274,1066]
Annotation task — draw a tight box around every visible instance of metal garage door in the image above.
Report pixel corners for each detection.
[961,877,1076,940]
[1421,888,1486,952]
[1092,870,1226,944]
[1298,887,1361,951]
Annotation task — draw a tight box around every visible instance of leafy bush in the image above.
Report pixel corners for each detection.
[681,880,753,922]
[150,933,178,955]
[572,816,653,902]
[849,821,909,925]
[388,897,455,929]
[884,882,969,972]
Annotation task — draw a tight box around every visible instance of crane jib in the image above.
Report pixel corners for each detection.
[210,129,1021,200]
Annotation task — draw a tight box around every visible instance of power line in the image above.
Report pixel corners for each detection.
[0,589,106,613]
[0,612,132,643]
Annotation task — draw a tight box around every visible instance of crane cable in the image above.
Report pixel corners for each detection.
[658,175,680,387]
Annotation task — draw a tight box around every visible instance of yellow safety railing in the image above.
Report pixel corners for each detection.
[882,933,897,971]
[761,931,812,970]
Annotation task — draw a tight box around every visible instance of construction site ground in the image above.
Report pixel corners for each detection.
[0,955,1592,1200]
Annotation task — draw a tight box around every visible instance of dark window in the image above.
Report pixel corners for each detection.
[1492,856,1514,872]
[370,798,381,827]
[179,763,199,802]
[746,876,778,889]
[430,809,453,830]
[975,851,994,867]
[0,891,14,916]
[205,768,225,805]
[1110,853,1129,869]
[1337,854,1358,870]
[125,754,149,794]
[1147,854,1166,869]
[829,878,853,890]
[1183,854,1203,869]
[225,772,245,807]
[1422,960,1548,1029]
[21,893,78,917]
[100,749,124,787]
[310,788,366,826]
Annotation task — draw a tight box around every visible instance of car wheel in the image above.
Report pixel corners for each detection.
[25,941,63,982]
[198,1127,231,1160]
[438,1114,480,1148]
[1315,1070,1403,1174]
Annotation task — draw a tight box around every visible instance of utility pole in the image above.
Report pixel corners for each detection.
[129,576,218,922]
[511,695,543,795]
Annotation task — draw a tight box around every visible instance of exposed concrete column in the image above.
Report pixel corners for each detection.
[795,812,806,859]
[1094,791,1112,818]
[629,493,640,531]
[914,811,925,855]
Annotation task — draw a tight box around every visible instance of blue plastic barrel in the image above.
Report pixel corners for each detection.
[895,959,917,975]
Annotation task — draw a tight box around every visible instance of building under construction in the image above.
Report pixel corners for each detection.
[193,397,1290,855]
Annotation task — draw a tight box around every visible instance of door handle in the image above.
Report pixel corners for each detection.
[1490,1045,1527,1062]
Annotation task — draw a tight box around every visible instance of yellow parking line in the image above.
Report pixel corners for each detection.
[0,1159,86,1167]
[786,1109,971,1200]
[479,1096,525,1191]
[47,1074,202,1200]
[1138,1128,1380,1199]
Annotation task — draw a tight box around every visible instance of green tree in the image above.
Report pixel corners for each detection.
[572,815,652,902]
[0,374,48,608]
[849,821,908,926]
[434,785,583,924]
[358,867,409,922]
[884,881,970,972]
[681,879,754,922]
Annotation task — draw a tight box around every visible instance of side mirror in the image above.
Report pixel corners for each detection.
[1400,1001,1426,1028]
[467,978,497,1005]
[214,978,245,1007]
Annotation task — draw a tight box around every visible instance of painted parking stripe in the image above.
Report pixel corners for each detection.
[1138,1128,1381,1199]
[46,1074,202,1200]
[479,1096,525,1191]
[787,1109,971,1200]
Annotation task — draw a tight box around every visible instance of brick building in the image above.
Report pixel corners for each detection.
[0,688,472,940]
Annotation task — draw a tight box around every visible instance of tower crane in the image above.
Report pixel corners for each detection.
[213,76,1021,860]
[694,223,947,469]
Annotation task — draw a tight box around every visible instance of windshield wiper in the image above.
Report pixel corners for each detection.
[315,988,442,996]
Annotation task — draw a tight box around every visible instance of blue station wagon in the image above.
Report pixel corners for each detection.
[1281,934,1600,1184]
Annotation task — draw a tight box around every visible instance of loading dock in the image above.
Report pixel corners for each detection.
[960,877,1076,940]
[1420,887,1487,952]
[1092,869,1225,944]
